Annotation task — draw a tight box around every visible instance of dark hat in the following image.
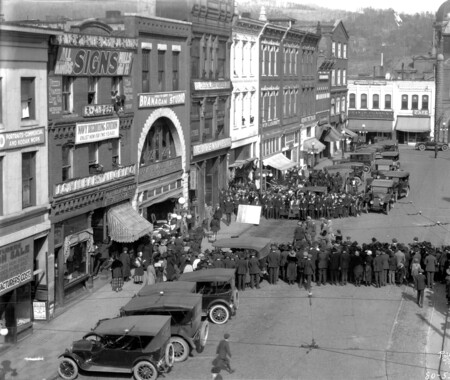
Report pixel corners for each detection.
[224,333,230,339]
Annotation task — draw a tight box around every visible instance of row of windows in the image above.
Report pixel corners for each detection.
[331,42,348,59]
[190,98,227,143]
[283,89,298,117]
[331,69,347,86]
[191,35,227,80]
[262,137,280,157]
[232,40,256,77]
[261,45,315,77]
[232,91,256,128]
[142,49,179,93]
[331,96,346,115]
[349,93,429,110]
[261,90,278,122]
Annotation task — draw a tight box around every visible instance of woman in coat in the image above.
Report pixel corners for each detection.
[352,251,364,287]
[119,248,131,282]
[111,256,123,292]
[286,251,298,285]
[133,251,145,284]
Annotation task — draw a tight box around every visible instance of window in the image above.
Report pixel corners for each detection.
[262,46,268,76]
[21,77,35,120]
[112,139,121,166]
[422,95,429,110]
[268,47,273,76]
[158,51,165,92]
[331,70,335,86]
[372,94,379,109]
[273,91,277,119]
[336,97,341,113]
[172,52,179,91]
[294,50,298,75]
[361,94,367,109]
[22,152,36,208]
[401,94,408,110]
[88,143,99,172]
[142,49,150,93]
[349,93,356,108]
[62,77,73,113]
[412,95,419,110]
[217,41,226,78]
[0,156,3,216]
[191,40,200,79]
[87,77,98,105]
[284,90,288,116]
[61,144,73,182]
[332,42,335,56]
[341,96,346,112]
[307,126,311,137]
[284,49,289,75]
[343,69,346,85]
[111,77,122,97]
[338,43,341,58]
[343,44,347,59]
[140,120,177,165]
[337,69,341,85]
[385,94,391,109]
[330,98,335,115]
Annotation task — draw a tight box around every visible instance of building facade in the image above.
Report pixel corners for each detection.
[0,25,54,343]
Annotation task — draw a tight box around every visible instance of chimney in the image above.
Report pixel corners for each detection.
[259,6,267,22]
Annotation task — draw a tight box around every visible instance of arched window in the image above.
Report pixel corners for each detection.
[412,95,419,110]
[361,94,367,109]
[140,118,177,166]
[422,95,429,110]
[401,94,408,110]
[372,94,379,109]
[349,93,356,108]
[384,94,391,109]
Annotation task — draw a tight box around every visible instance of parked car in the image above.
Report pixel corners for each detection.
[415,139,449,151]
[121,293,209,362]
[58,315,174,380]
[378,170,410,199]
[373,159,398,173]
[328,162,367,185]
[349,149,378,173]
[213,237,272,260]
[179,268,239,325]
[137,281,196,297]
[373,139,399,153]
[367,179,396,215]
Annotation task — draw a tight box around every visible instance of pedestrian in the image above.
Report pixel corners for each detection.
[340,248,350,285]
[215,333,234,374]
[146,262,156,285]
[286,250,298,285]
[133,251,145,284]
[111,255,123,292]
[411,257,422,289]
[352,251,364,287]
[210,217,221,241]
[388,251,397,285]
[373,251,383,288]
[364,250,373,286]
[416,269,426,308]
[304,253,315,294]
[119,247,131,282]
[317,248,329,285]
[236,252,248,291]
[267,245,281,285]
[424,252,437,289]
[248,253,261,289]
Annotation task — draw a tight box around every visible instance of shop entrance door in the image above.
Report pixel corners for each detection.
[205,158,218,207]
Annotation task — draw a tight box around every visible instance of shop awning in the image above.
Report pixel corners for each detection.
[263,153,297,171]
[342,127,357,138]
[395,116,430,132]
[347,119,393,133]
[229,157,256,169]
[323,127,342,142]
[302,137,326,153]
[107,203,153,243]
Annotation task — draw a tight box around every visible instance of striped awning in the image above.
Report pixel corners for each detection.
[395,116,430,132]
[107,203,153,243]
[302,137,326,153]
[324,127,342,142]
[263,153,297,171]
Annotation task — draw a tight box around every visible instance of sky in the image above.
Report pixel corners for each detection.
[305,0,445,14]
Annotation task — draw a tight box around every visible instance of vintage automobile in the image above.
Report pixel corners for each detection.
[373,139,399,153]
[328,162,367,185]
[120,293,209,362]
[179,268,239,325]
[373,159,398,173]
[137,281,196,297]
[349,149,378,173]
[378,170,410,199]
[324,166,361,190]
[415,139,449,151]
[367,179,396,215]
[297,185,328,196]
[376,150,400,165]
[58,315,174,380]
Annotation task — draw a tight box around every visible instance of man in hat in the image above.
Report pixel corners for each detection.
[236,252,248,291]
[339,248,350,285]
[373,251,384,288]
[248,253,261,289]
[267,245,281,285]
[424,251,437,289]
[416,269,426,307]
[215,333,234,374]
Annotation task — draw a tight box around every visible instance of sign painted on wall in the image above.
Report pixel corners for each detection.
[193,137,231,156]
[54,47,133,76]
[193,80,231,91]
[75,119,120,144]
[83,104,114,117]
[54,164,136,197]
[48,77,63,116]
[139,156,183,183]
[103,183,137,207]
[348,110,394,120]
[0,237,34,296]
[138,91,186,108]
[0,127,45,152]
[412,110,430,117]
[51,33,138,49]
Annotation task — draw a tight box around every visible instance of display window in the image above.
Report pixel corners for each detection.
[63,241,88,287]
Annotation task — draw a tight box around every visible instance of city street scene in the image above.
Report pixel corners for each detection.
[1,0,450,379]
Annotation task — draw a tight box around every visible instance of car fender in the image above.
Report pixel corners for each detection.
[131,354,157,370]
[207,299,233,314]
[58,352,85,370]
[174,332,196,350]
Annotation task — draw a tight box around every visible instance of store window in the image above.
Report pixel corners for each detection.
[87,77,98,105]
[64,241,88,287]
[422,95,429,110]
[22,152,36,209]
[21,77,35,120]
[61,144,73,182]
[361,94,367,109]
[401,94,408,110]
[372,94,379,109]
[385,94,391,109]
[142,49,150,93]
[412,95,419,110]
[349,93,356,108]
[62,77,73,113]
[140,118,177,166]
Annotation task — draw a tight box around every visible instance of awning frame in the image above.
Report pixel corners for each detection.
[262,153,297,171]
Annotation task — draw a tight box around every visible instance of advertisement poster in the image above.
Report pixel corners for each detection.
[75,119,120,144]
[236,205,262,225]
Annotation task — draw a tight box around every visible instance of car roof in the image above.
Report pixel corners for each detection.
[324,166,353,174]
[371,179,395,187]
[375,159,395,165]
[94,315,171,336]
[123,293,202,312]
[379,151,399,157]
[137,281,196,297]
[179,268,236,282]
[213,237,271,256]
[378,170,410,178]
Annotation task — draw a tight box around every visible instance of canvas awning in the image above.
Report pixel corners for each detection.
[262,153,297,171]
[228,157,256,169]
[347,119,393,133]
[323,127,342,142]
[107,203,153,243]
[395,116,430,132]
[342,127,357,138]
[302,137,326,153]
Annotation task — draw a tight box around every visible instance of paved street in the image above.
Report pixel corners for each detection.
[1,145,450,380]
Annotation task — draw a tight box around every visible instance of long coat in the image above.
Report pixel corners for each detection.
[248,256,261,275]
[424,254,437,272]
[286,255,298,281]
[119,251,131,278]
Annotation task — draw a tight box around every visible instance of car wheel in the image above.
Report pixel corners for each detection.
[418,144,426,151]
[170,337,190,362]
[133,361,157,380]
[363,165,370,173]
[354,176,362,187]
[233,289,240,310]
[209,304,230,325]
[442,144,449,151]
[58,357,79,380]
[165,342,175,367]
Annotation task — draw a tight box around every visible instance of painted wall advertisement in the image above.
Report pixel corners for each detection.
[75,119,120,144]
[48,77,63,117]
[0,238,34,296]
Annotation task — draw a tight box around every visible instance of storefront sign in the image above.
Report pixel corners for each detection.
[33,301,47,320]
[103,184,137,207]
[51,33,138,49]
[193,80,231,91]
[301,115,316,124]
[83,104,114,117]
[0,237,34,296]
[318,74,329,80]
[262,120,280,128]
[54,164,136,197]
[0,127,45,152]
[193,137,231,156]
[54,47,133,76]
[75,119,120,144]
[352,80,387,86]
[138,91,186,108]
[413,110,429,117]
[139,156,182,183]
[348,110,394,120]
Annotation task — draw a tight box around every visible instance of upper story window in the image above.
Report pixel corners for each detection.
[337,42,342,58]
[331,42,336,57]
[331,70,336,86]
[385,94,391,109]
[87,77,98,105]
[349,93,356,108]
[158,50,166,92]
[142,49,151,93]
[412,95,419,110]
[140,120,177,165]
[112,139,121,167]
[62,77,73,113]
[22,151,36,209]
[172,51,179,91]
[342,69,347,85]
[401,94,408,110]
[422,95,429,110]
[88,142,99,173]
[284,48,289,75]
[343,44,347,59]
[218,41,226,79]
[372,94,379,109]
[21,77,35,120]
[337,69,341,85]
[62,144,73,182]
[341,96,346,112]
[336,97,341,113]
[361,94,367,109]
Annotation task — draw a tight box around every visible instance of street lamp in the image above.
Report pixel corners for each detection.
[309,142,318,168]
[361,124,367,143]
[341,129,346,158]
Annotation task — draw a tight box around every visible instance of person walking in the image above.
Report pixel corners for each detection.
[111,255,123,292]
[248,253,261,289]
[424,252,437,289]
[411,258,422,289]
[119,247,131,282]
[286,250,298,285]
[215,333,234,374]
[416,269,426,308]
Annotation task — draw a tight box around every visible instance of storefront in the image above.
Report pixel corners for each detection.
[301,137,326,168]
[228,142,257,186]
[395,114,431,144]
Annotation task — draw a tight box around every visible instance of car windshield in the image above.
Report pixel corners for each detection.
[102,335,149,351]
[197,281,232,295]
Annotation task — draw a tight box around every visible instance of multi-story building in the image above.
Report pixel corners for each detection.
[0,25,55,343]
[347,79,434,144]
[157,0,234,221]
[46,21,143,309]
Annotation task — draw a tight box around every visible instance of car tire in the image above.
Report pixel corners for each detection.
[233,289,240,310]
[442,144,449,151]
[58,357,79,380]
[133,361,158,380]
[418,144,426,151]
[363,165,370,173]
[209,304,230,325]
[166,342,175,367]
[170,337,190,362]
